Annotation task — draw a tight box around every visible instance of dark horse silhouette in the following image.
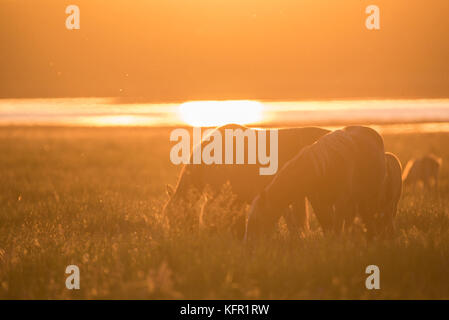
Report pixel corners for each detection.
[163,124,330,237]
[402,154,442,190]
[245,126,386,240]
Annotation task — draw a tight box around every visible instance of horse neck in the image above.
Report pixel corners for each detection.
[179,162,205,189]
[265,154,310,206]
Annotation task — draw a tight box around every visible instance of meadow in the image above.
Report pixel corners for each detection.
[0,126,448,299]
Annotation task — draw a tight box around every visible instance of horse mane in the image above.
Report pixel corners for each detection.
[427,154,443,166]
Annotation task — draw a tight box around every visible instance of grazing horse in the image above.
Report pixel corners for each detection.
[402,154,442,190]
[163,124,330,237]
[377,152,403,234]
[245,126,386,240]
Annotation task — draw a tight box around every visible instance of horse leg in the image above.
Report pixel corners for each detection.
[385,204,397,235]
[229,199,247,240]
[344,204,357,233]
[431,171,440,195]
[423,177,431,191]
[309,198,334,234]
[358,203,377,240]
[334,201,356,234]
[284,197,309,237]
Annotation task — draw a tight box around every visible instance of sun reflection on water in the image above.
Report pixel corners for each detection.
[178,100,263,127]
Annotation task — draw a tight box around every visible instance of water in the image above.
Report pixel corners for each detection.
[1,98,449,133]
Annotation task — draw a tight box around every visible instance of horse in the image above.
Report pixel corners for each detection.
[402,154,442,190]
[245,126,386,240]
[163,124,330,237]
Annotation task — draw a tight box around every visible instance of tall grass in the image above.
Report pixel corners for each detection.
[0,126,448,299]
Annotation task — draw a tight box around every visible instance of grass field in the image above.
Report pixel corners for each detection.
[0,126,449,299]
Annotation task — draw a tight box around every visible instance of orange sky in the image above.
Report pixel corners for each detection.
[1,0,448,101]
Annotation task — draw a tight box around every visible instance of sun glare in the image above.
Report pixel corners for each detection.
[178,100,263,127]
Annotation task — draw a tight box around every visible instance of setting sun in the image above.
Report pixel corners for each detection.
[178,100,263,127]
